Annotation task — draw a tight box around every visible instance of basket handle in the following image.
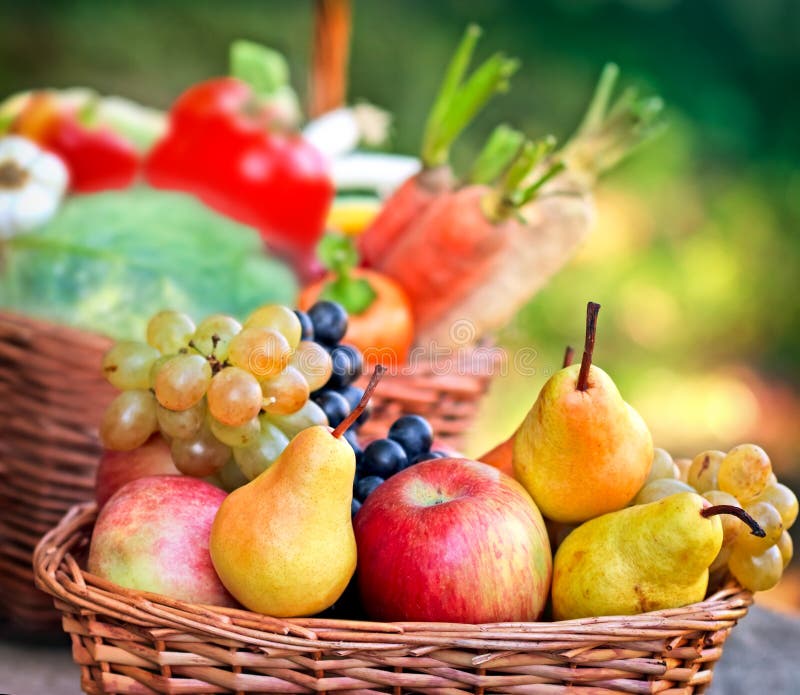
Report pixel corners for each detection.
[309,0,352,118]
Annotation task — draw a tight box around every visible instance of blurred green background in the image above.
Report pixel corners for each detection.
[1,0,798,475]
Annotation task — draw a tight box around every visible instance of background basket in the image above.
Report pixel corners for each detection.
[35,502,752,695]
[0,310,495,631]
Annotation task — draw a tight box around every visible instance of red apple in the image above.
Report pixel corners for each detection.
[95,434,181,508]
[354,458,552,623]
[88,475,236,607]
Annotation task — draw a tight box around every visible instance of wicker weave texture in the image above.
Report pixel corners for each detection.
[0,311,493,630]
[35,503,752,695]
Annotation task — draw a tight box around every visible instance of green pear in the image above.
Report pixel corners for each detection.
[552,492,765,620]
[210,424,357,617]
[513,303,653,523]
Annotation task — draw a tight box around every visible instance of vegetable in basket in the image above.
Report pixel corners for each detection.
[0,188,298,340]
[299,232,414,366]
[358,24,519,267]
[6,91,141,192]
[145,41,333,277]
[417,64,665,348]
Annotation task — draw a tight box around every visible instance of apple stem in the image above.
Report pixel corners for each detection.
[701,504,766,537]
[563,345,575,368]
[576,302,601,391]
[332,365,386,438]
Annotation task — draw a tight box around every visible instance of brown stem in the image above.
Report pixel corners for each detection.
[576,302,601,391]
[332,365,385,438]
[563,345,575,368]
[701,505,766,537]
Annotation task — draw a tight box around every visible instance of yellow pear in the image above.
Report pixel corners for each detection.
[513,303,653,523]
[552,492,765,620]
[209,370,383,617]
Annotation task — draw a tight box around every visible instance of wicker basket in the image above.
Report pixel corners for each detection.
[0,311,495,630]
[35,502,752,695]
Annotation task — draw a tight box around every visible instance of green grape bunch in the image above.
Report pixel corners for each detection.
[632,443,797,594]
[98,304,341,492]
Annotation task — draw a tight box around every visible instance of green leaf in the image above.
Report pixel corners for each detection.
[230,39,290,96]
[320,276,377,316]
[318,232,358,275]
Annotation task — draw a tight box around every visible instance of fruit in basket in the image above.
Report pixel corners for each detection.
[88,475,235,607]
[100,389,158,451]
[718,444,773,501]
[687,450,725,493]
[95,434,180,508]
[552,492,765,620]
[633,478,695,504]
[209,372,381,616]
[513,303,653,523]
[354,457,551,623]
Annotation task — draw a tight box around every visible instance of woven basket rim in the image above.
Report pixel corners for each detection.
[34,502,754,652]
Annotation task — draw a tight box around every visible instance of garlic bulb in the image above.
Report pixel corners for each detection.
[0,135,68,239]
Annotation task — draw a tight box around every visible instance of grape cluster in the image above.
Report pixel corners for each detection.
[350,414,446,516]
[99,302,367,489]
[306,301,370,432]
[634,444,797,592]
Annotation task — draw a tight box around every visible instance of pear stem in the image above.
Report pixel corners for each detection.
[701,505,766,537]
[332,365,386,438]
[576,302,601,391]
[563,345,575,368]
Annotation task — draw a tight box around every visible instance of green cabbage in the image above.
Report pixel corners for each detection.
[0,187,298,340]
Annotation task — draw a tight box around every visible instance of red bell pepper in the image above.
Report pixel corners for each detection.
[11,93,140,193]
[144,76,334,276]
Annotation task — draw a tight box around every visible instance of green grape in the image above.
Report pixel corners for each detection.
[156,399,206,439]
[777,530,793,569]
[709,545,732,573]
[729,545,783,592]
[633,478,695,505]
[191,314,242,360]
[687,450,725,493]
[227,327,291,378]
[752,482,798,529]
[154,354,212,411]
[261,366,310,415]
[207,366,263,426]
[702,490,744,548]
[644,448,679,484]
[244,304,302,348]
[217,458,250,491]
[265,399,328,438]
[146,310,195,354]
[210,414,261,448]
[102,341,159,390]
[718,444,772,501]
[148,354,173,389]
[674,458,692,482]
[233,419,290,480]
[290,341,333,391]
[735,501,783,554]
[170,424,231,477]
[100,390,158,451]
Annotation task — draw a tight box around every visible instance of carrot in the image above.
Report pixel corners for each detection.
[373,138,564,333]
[416,64,664,349]
[359,25,518,267]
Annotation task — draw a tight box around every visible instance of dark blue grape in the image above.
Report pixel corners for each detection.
[343,428,363,466]
[362,438,407,478]
[340,384,371,426]
[356,475,385,501]
[313,390,351,428]
[408,450,448,466]
[308,301,348,345]
[351,498,362,517]
[327,344,363,389]
[388,415,434,458]
[294,310,314,340]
